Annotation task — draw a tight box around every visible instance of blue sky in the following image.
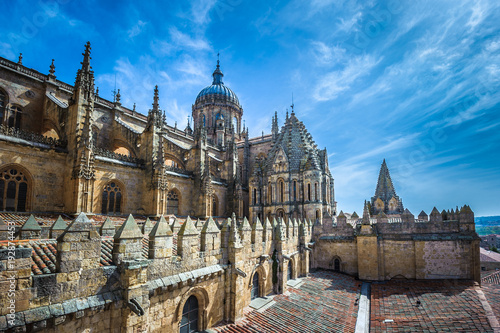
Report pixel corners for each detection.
[1,0,500,216]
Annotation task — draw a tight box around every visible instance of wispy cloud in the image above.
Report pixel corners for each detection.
[313,54,381,101]
[127,20,147,39]
[169,27,211,51]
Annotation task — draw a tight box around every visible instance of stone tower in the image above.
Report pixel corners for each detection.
[370,159,404,215]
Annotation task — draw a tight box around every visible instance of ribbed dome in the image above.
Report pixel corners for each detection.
[195,60,240,106]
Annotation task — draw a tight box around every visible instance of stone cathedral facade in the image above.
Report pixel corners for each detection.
[0,43,479,332]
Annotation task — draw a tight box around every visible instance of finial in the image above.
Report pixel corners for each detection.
[153,85,159,110]
[291,92,295,115]
[49,59,55,75]
[187,115,190,126]
[217,52,220,68]
[175,121,177,129]
[286,109,289,120]
[18,53,23,65]
[133,103,136,112]
[95,87,99,97]
[162,111,166,124]
[115,89,121,103]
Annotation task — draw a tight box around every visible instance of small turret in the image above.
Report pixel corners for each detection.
[201,216,220,252]
[429,207,442,223]
[100,217,115,237]
[50,216,67,239]
[113,215,144,265]
[148,215,173,259]
[177,216,200,260]
[20,215,41,239]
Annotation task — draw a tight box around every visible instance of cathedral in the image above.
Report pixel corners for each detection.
[0,43,479,332]
[0,42,335,223]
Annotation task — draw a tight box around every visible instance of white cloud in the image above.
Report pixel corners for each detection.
[169,27,211,51]
[313,54,380,101]
[127,20,147,39]
[190,0,217,25]
[311,41,346,66]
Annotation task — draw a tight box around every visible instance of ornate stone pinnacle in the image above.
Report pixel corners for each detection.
[49,59,56,75]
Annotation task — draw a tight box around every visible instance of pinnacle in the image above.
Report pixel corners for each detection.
[51,216,67,230]
[178,216,199,236]
[202,216,220,233]
[22,214,41,231]
[149,216,172,237]
[114,214,143,239]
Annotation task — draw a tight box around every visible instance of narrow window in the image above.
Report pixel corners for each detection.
[307,183,311,201]
[314,183,318,201]
[0,90,6,123]
[253,188,257,205]
[212,195,218,216]
[293,180,297,201]
[251,272,259,300]
[180,295,198,333]
[279,180,284,203]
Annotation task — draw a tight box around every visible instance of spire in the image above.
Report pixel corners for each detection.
[362,201,370,225]
[49,59,56,77]
[291,93,295,116]
[115,89,121,105]
[152,85,159,111]
[74,41,95,102]
[212,53,224,85]
[374,159,396,201]
[272,111,279,141]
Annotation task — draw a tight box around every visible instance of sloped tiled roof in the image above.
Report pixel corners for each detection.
[0,213,73,227]
[265,113,326,174]
[480,247,500,262]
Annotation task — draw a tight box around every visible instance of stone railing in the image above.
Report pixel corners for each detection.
[0,125,67,148]
[212,176,227,184]
[94,147,144,166]
[0,58,47,81]
[165,166,194,177]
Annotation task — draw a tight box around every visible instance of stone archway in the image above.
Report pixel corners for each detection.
[174,287,210,332]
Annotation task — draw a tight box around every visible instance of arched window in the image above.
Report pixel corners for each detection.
[307,183,311,201]
[334,258,340,272]
[101,182,122,215]
[167,189,180,215]
[293,180,297,201]
[268,183,272,204]
[0,167,29,212]
[251,272,259,300]
[180,295,198,333]
[252,188,257,205]
[0,90,7,124]
[314,182,318,201]
[212,194,218,216]
[288,260,293,280]
[278,179,284,203]
[7,105,22,129]
[316,210,321,220]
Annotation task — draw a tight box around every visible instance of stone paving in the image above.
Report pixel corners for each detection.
[371,280,493,332]
[213,270,360,333]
